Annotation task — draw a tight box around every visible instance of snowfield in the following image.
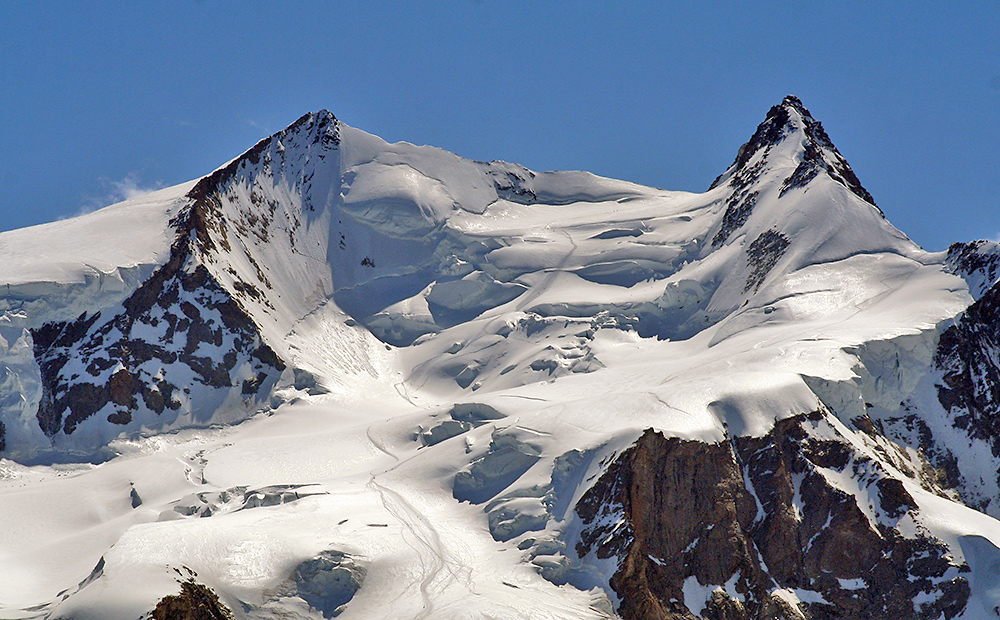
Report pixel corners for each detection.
[3,97,1000,619]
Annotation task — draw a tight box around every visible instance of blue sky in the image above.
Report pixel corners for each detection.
[1,2,997,251]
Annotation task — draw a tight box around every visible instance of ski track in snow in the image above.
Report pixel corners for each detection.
[365,416,453,618]
[367,477,449,619]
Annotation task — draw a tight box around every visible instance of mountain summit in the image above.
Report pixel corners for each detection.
[712,95,876,207]
[3,98,1000,620]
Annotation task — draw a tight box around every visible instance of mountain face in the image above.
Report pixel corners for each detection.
[3,97,1000,620]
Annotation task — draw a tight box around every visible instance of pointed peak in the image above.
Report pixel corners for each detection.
[285,109,340,134]
[709,96,881,246]
[710,95,815,189]
[710,95,877,210]
[766,95,826,138]
[187,110,342,206]
[778,94,809,115]
[781,94,805,107]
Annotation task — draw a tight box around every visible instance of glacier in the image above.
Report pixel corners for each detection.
[2,96,1000,619]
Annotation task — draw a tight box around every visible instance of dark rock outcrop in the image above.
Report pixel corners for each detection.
[936,275,1000,463]
[151,579,233,620]
[710,97,798,192]
[744,228,789,293]
[575,412,969,620]
[898,246,1000,514]
[481,161,539,204]
[31,227,284,437]
[26,116,334,441]
[945,240,1000,300]
[776,97,876,208]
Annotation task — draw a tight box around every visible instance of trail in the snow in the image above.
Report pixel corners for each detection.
[365,413,474,620]
[366,425,400,463]
[367,478,450,620]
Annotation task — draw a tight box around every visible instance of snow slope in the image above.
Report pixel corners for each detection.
[2,96,1000,619]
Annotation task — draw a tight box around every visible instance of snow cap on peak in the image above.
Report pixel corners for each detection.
[710,95,877,210]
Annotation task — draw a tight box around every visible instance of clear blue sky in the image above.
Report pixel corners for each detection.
[2,2,998,251]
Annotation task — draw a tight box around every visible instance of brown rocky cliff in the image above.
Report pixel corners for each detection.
[575,412,970,620]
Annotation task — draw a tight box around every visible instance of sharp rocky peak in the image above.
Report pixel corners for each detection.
[187,110,340,202]
[710,95,878,210]
[178,109,342,257]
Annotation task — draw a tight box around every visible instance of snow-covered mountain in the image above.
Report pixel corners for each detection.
[3,96,1000,619]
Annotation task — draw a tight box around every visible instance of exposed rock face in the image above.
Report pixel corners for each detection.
[711,157,762,247]
[31,220,284,437]
[931,272,1000,515]
[481,160,539,204]
[151,579,233,620]
[886,240,1000,515]
[744,229,789,293]
[575,412,969,620]
[26,116,320,443]
[946,240,1000,299]
[936,279,1000,453]
[9,97,1000,620]
[184,110,339,258]
[775,97,875,208]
